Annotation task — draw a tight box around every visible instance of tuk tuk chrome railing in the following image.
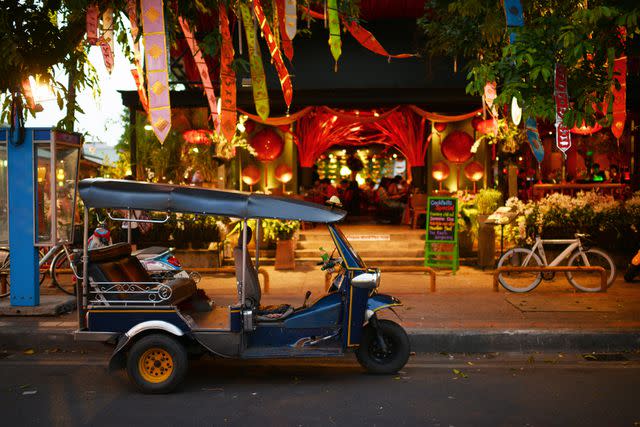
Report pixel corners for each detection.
[88,280,173,306]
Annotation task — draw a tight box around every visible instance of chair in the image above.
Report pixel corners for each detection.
[410,193,428,229]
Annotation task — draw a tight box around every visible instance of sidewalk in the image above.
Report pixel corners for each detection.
[1,266,639,353]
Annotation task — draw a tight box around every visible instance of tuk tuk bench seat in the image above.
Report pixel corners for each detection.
[85,243,197,305]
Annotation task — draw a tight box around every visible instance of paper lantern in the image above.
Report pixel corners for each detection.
[571,122,603,135]
[471,116,483,131]
[275,164,293,183]
[432,161,450,192]
[182,129,213,145]
[464,161,484,193]
[250,128,284,162]
[475,118,498,135]
[244,120,256,135]
[241,165,261,191]
[441,131,474,164]
[434,122,447,133]
[277,124,291,134]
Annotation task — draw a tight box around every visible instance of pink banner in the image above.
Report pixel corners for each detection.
[126,0,147,113]
[86,4,99,45]
[554,63,571,153]
[100,8,115,73]
[178,17,217,124]
[141,0,171,143]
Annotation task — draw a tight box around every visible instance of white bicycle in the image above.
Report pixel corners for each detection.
[497,234,616,293]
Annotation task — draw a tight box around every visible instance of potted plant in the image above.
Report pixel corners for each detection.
[475,188,503,268]
[263,219,300,270]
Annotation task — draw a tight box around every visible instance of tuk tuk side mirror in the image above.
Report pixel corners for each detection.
[352,269,380,290]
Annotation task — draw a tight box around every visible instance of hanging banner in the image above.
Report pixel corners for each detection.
[327,0,341,70]
[253,0,293,109]
[525,117,544,163]
[86,3,99,45]
[127,0,148,113]
[554,63,571,153]
[126,0,138,38]
[285,0,297,40]
[178,17,218,124]
[21,79,37,111]
[131,69,149,112]
[342,19,416,59]
[483,82,498,117]
[141,0,171,143]
[219,3,237,143]
[277,0,294,61]
[100,8,115,73]
[239,3,270,121]
[503,0,524,44]
[611,56,627,139]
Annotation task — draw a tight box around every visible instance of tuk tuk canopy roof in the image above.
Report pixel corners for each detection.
[78,179,346,223]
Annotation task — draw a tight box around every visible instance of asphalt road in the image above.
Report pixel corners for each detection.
[0,351,638,427]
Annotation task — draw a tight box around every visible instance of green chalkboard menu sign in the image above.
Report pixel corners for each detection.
[425,196,459,272]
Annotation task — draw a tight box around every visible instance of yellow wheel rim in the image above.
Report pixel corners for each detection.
[138,347,174,383]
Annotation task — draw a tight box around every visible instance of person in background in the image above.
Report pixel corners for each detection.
[607,165,620,183]
[590,163,605,182]
[320,178,338,201]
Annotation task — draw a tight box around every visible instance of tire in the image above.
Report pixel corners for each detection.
[497,248,543,292]
[126,334,188,394]
[0,248,9,298]
[50,250,77,296]
[566,248,616,292]
[356,319,410,374]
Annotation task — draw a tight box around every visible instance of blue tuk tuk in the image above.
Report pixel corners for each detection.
[74,179,410,393]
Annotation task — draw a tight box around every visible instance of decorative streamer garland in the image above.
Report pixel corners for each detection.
[126,0,148,113]
[284,0,297,40]
[253,0,293,110]
[277,0,294,61]
[141,0,171,143]
[341,19,416,59]
[100,8,115,73]
[239,3,270,121]
[327,0,341,71]
[219,3,237,144]
[554,63,571,154]
[86,3,99,45]
[178,17,217,125]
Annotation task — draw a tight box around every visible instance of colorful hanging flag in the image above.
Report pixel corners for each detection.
[100,8,115,73]
[219,3,237,144]
[327,0,341,71]
[239,3,270,121]
[277,0,294,61]
[178,17,218,124]
[131,69,149,112]
[126,0,148,113]
[285,0,297,40]
[503,0,524,43]
[554,63,571,153]
[525,117,544,163]
[253,0,293,109]
[86,3,99,45]
[342,19,416,59]
[611,56,627,139]
[141,0,171,143]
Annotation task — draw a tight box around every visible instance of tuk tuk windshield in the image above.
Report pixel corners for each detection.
[329,225,366,269]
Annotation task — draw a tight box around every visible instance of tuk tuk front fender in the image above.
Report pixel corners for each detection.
[365,294,402,321]
[108,321,186,371]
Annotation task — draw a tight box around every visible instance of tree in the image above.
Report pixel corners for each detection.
[418,0,640,127]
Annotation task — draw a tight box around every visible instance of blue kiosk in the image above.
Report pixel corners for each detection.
[0,127,82,307]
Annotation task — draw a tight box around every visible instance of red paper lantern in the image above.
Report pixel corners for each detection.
[275,163,293,183]
[431,161,450,181]
[434,122,447,132]
[570,122,603,135]
[277,124,291,134]
[471,116,483,131]
[244,120,256,135]
[250,128,284,162]
[182,129,213,145]
[241,165,261,187]
[441,131,474,164]
[464,161,484,182]
[475,118,498,135]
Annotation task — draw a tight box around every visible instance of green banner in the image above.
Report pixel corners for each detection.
[239,3,270,120]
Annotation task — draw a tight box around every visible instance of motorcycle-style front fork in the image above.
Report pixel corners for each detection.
[368,314,388,353]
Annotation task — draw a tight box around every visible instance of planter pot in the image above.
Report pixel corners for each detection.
[458,230,475,257]
[477,214,496,269]
[275,239,296,270]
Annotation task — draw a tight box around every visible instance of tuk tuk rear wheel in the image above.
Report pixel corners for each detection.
[356,319,410,374]
[126,334,188,394]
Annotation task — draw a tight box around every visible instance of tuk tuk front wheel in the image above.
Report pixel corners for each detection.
[126,334,188,394]
[356,319,410,374]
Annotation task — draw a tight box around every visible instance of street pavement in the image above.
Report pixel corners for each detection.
[0,351,638,426]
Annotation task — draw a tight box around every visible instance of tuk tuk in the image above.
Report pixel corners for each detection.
[74,179,410,393]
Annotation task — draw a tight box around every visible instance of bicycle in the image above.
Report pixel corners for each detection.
[496,233,616,293]
[0,241,80,298]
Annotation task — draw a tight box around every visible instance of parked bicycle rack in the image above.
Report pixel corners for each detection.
[493,266,607,292]
[326,266,437,293]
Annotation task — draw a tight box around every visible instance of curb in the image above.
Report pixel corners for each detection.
[2,328,640,354]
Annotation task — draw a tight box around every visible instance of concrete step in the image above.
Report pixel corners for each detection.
[298,232,425,242]
[296,240,425,250]
[295,249,425,258]
[295,257,425,267]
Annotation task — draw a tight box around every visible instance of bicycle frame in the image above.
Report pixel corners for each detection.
[527,237,583,267]
[40,241,82,280]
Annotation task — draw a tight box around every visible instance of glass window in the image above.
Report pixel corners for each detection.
[54,146,80,242]
[35,143,53,244]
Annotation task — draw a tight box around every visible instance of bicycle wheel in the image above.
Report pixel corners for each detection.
[497,248,543,292]
[0,248,9,298]
[566,248,616,292]
[50,250,77,296]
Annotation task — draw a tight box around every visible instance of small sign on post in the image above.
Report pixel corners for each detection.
[425,196,459,273]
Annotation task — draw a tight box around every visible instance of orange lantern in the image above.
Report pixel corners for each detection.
[434,122,447,133]
[570,121,603,135]
[464,161,484,193]
[275,163,293,192]
[182,129,213,145]
[441,131,474,191]
[431,161,450,192]
[471,116,483,131]
[250,127,284,162]
[475,118,498,135]
[241,165,261,191]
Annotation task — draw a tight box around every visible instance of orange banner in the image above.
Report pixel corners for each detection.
[342,19,416,59]
[86,3,99,45]
[276,0,294,61]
